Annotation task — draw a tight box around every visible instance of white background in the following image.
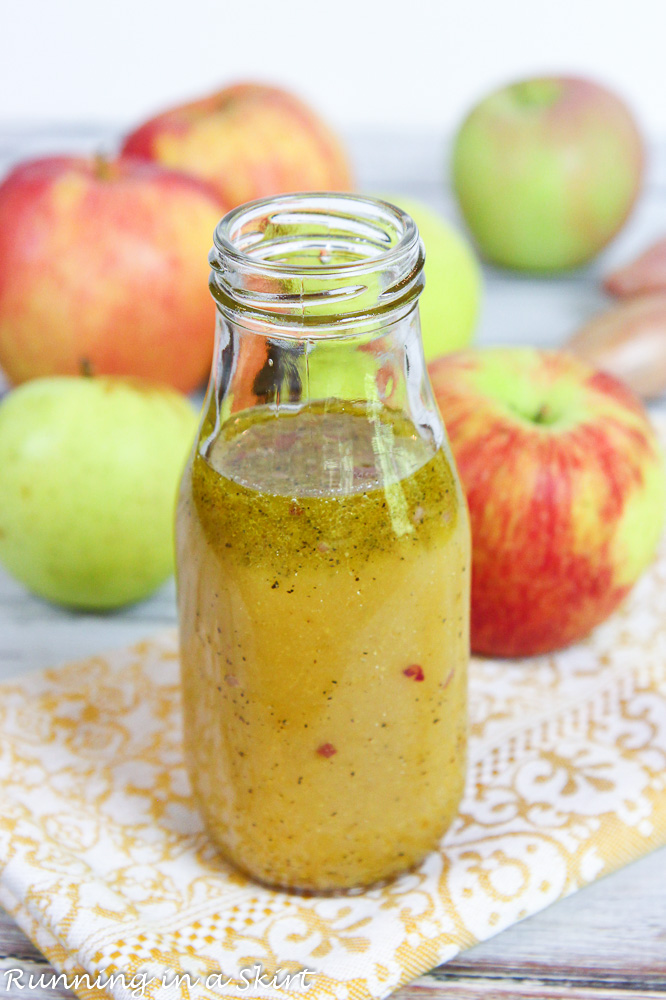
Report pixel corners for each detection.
[1,0,665,137]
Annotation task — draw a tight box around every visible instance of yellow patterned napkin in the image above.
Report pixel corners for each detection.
[1,453,666,1000]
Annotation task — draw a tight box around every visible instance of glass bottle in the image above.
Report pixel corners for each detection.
[176,193,470,892]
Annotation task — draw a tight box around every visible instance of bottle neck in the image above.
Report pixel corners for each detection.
[204,193,442,453]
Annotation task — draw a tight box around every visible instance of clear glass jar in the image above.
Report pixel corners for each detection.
[176,193,470,892]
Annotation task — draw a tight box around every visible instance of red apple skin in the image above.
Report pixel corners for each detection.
[429,348,666,657]
[121,82,353,208]
[0,156,226,392]
[604,237,666,297]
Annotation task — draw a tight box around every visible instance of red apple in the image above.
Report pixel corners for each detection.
[429,347,666,657]
[121,82,353,208]
[567,293,666,401]
[0,155,226,392]
[452,76,644,271]
[604,236,666,297]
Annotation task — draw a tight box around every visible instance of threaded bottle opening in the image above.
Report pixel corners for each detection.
[209,193,425,336]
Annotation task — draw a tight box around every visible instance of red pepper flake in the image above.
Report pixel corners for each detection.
[403,664,425,682]
[225,674,239,687]
[412,505,425,525]
[317,541,330,553]
[317,743,337,758]
[289,501,303,516]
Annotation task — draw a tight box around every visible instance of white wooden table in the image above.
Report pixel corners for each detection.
[1,126,665,999]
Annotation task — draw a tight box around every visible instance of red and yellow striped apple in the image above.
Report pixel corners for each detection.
[430,347,666,657]
[122,82,353,208]
[0,156,225,392]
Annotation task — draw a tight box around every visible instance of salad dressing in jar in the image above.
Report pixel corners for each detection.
[176,194,470,891]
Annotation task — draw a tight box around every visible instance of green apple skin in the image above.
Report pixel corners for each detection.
[429,347,666,656]
[382,196,481,358]
[452,77,644,272]
[0,376,198,609]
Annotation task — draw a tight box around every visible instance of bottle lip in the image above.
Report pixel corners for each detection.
[209,192,425,335]
[212,192,421,276]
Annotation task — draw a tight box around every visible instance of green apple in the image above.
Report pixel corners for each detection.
[0,376,198,609]
[452,76,644,271]
[383,196,481,358]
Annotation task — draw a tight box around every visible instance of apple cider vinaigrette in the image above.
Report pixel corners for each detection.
[176,194,471,891]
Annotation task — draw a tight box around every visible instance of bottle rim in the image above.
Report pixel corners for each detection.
[208,192,425,334]
[213,192,420,274]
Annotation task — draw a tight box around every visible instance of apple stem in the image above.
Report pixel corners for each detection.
[534,404,550,423]
[80,358,94,378]
[93,153,113,181]
[511,79,562,109]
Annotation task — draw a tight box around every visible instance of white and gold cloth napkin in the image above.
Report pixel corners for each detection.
[1,435,666,1000]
